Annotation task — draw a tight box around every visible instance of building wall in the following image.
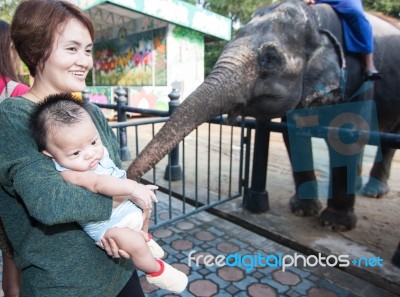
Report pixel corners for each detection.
[88,16,204,111]
[167,24,205,103]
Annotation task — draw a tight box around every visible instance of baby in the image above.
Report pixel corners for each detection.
[30,93,188,293]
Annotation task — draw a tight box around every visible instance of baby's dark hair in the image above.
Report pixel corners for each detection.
[30,93,90,151]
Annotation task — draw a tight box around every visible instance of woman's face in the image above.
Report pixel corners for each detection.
[38,18,93,93]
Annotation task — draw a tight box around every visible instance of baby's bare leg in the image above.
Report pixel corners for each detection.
[104,228,160,274]
[141,208,151,236]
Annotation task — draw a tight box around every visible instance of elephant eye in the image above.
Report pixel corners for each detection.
[261,54,278,69]
[257,43,284,75]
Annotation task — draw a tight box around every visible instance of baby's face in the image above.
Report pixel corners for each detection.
[43,113,104,172]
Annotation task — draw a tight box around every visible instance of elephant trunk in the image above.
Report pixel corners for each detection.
[127,51,253,180]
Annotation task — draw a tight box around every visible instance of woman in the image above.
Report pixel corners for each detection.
[0,0,146,296]
[305,0,382,81]
[0,19,30,297]
[0,19,29,100]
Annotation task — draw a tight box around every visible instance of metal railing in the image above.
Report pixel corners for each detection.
[84,87,400,230]
[83,87,253,230]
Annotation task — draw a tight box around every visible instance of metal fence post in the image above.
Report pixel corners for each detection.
[243,119,270,212]
[164,88,182,181]
[115,87,131,161]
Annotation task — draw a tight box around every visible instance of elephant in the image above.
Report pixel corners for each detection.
[126,0,400,266]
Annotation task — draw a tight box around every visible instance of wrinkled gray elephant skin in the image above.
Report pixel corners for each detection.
[127,0,400,266]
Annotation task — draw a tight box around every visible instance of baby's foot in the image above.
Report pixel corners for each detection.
[146,259,188,293]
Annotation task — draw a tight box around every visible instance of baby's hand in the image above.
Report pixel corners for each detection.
[130,183,158,209]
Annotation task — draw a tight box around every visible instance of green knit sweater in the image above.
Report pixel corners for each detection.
[0,97,134,297]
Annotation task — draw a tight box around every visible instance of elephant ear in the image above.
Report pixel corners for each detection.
[301,31,344,108]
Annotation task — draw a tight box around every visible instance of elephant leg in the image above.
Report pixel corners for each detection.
[320,166,357,231]
[282,123,322,216]
[320,146,358,231]
[391,241,400,268]
[289,169,322,216]
[362,146,395,198]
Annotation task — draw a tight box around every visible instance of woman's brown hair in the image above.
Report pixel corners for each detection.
[11,0,95,77]
[0,19,19,83]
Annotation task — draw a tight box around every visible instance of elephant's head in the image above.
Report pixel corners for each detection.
[127,0,343,179]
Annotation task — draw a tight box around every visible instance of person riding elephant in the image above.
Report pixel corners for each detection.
[304,0,381,80]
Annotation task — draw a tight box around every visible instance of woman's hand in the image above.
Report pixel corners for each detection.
[304,0,315,4]
[97,237,130,259]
